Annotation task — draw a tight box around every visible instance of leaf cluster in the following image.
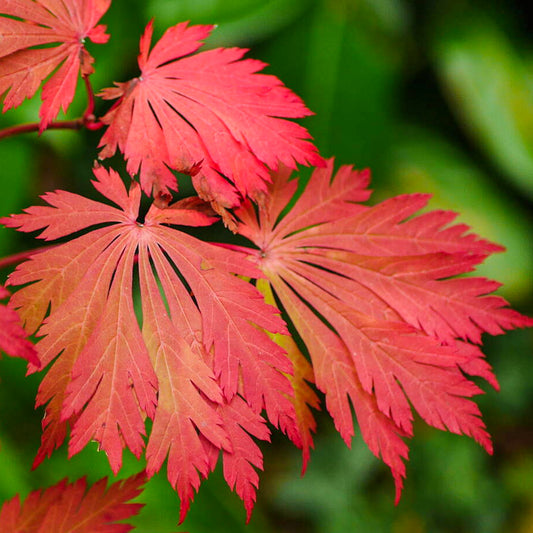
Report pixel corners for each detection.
[0,0,531,529]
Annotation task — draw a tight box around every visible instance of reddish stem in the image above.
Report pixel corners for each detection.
[81,73,105,130]
[0,74,105,140]
[0,119,84,140]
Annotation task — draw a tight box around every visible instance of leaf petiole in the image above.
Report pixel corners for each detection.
[0,75,105,140]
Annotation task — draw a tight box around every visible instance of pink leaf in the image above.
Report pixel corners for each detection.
[234,159,533,501]
[98,21,323,210]
[2,165,298,519]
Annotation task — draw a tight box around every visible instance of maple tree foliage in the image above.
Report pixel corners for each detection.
[97,20,324,211]
[0,0,110,130]
[232,160,533,501]
[0,2,532,527]
[0,472,145,532]
[0,165,300,522]
[2,162,531,521]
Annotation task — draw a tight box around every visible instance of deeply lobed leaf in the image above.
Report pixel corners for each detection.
[234,159,533,500]
[0,165,299,519]
[98,20,324,212]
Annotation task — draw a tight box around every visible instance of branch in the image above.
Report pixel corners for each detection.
[0,74,105,140]
[0,119,84,140]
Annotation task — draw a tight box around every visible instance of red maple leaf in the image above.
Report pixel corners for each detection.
[0,0,110,130]
[0,165,298,519]
[98,20,324,210]
[0,472,145,532]
[233,160,533,501]
[0,284,37,364]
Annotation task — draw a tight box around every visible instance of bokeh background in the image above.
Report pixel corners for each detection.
[0,0,532,532]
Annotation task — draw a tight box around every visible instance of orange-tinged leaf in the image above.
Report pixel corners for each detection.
[98,20,323,209]
[1,165,297,519]
[0,0,111,129]
[234,159,533,501]
[0,472,145,533]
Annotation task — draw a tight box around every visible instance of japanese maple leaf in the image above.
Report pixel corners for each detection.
[1,165,298,519]
[233,160,533,501]
[0,472,145,532]
[98,20,324,211]
[0,284,37,364]
[0,0,110,130]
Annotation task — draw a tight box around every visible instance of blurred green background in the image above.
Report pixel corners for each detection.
[0,0,532,532]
